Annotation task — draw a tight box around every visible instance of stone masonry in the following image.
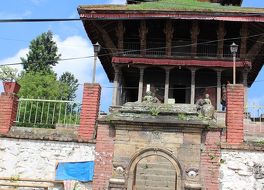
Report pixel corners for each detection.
[0,137,95,179]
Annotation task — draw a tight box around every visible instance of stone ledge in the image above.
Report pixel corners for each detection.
[0,126,96,143]
[221,142,264,151]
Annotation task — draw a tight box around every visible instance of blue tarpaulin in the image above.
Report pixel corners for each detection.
[55,161,94,182]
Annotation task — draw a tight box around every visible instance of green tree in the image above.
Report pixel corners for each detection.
[18,71,68,99]
[59,72,79,101]
[21,31,61,73]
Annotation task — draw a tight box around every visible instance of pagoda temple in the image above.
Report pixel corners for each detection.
[78,0,264,189]
[78,0,264,111]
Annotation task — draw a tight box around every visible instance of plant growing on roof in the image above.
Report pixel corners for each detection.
[0,66,19,82]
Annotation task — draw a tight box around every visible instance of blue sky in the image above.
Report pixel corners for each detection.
[0,0,263,112]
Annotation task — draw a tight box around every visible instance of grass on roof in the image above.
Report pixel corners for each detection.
[127,0,245,12]
[79,0,264,13]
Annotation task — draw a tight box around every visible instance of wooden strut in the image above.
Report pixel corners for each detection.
[91,21,118,54]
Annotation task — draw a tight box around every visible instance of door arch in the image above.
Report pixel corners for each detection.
[126,148,183,190]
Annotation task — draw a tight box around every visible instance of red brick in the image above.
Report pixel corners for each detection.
[226,84,244,144]
[79,83,101,140]
[0,93,19,134]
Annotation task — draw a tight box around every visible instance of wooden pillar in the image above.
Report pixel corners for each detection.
[240,23,248,59]
[138,67,145,102]
[190,68,196,104]
[216,69,222,111]
[116,21,125,53]
[243,70,249,107]
[217,21,226,58]
[191,21,200,57]
[164,68,171,104]
[139,20,148,56]
[112,66,120,106]
[164,20,174,56]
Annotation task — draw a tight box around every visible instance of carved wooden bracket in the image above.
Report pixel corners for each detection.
[92,21,117,54]
[246,34,264,61]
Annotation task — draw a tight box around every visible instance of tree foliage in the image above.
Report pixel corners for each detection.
[18,71,69,100]
[59,72,79,101]
[20,31,61,73]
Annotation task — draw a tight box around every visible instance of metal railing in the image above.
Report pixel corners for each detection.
[15,98,81,128]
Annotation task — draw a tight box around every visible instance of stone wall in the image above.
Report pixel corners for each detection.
[0,137,95,180]
[220,149,264,190]
[112,127,203,189]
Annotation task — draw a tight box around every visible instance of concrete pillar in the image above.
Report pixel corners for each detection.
[243,70,249,107]
[190,68,196,104]
[164,68,171,104]
[138,67,145,102]
[112,66,120,106]
[216,70,222,111]
[79,83,101,140]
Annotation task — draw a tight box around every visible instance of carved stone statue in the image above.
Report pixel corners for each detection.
[196,94,215,119]
[143,91,160,103]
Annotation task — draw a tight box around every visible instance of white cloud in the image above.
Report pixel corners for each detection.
[29,0,46,5]
[0,11,32,19]
[109,0,126,4]
[0,35,112,112]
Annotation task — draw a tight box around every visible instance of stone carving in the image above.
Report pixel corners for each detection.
[113,166,126,178]
[196,94,215,119]
[186,168,199,178]
[143,91,160,103]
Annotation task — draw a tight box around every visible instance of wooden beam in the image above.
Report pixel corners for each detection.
[139,20,148,56]
[91,21,117,54]
[240,23,248,59]
[191,20,200,57]
[116,21,125,53]
[217,21,226,58]
[164,20,174,56]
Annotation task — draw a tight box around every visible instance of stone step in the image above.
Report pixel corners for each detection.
[137,163,174,170]
[136,185,175,190]
[136,180,175,187]
[136,168,176,176]
[135,175,176,182]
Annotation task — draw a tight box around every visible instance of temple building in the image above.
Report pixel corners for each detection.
[78,0,264,111]
[77,0,264,189]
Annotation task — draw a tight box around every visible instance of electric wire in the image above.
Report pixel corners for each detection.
[0,31,264,67]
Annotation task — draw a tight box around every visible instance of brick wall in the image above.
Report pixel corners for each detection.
[201,130,221,190]
[0,93,19,134]
[79,83,101,140]
[226,84,244,144]
[92,124,115,190]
